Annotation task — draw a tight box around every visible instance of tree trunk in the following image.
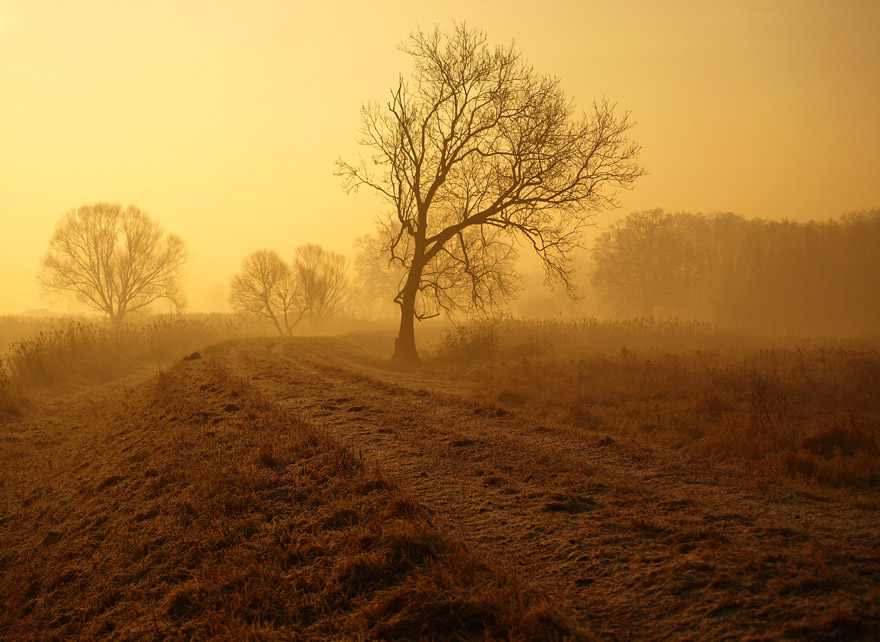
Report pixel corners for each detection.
[108,305,125,326]
[392,264,423,365]
[393,303,419,365]
[268,310,285,337]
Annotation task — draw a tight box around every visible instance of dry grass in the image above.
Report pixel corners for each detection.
[4,315,251,386]
[0,366,26,421]
[215,335,880,640]
[0,314,65,355]
[430,319,880,488]
[0,357,582,640]
[0,314,257,419]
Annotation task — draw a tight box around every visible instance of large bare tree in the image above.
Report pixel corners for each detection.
[38,203,188,323]
[338,25,644,363]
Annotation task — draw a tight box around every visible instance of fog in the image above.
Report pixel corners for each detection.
[1,1,879,317]
[3,6,880,636]
[512,209,880,334]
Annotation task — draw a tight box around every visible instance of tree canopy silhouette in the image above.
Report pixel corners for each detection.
[591,209,705,317]
[229,250,302,336]
[38,203,187,322]
[338,24,644,363]
[589,209,880,328]
[294,244,350,328]
[229,245,350,335]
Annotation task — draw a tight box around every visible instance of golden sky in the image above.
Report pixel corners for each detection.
[1,0,878,314]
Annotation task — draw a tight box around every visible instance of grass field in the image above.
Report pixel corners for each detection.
[0,356,580,640]
[429,318,880,488]
[2,314,878,638]
[5,314,879,489]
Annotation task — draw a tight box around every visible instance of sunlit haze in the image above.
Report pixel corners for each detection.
[3,3,880,635]
[2,0,878,314]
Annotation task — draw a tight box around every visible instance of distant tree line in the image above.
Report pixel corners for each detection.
[591,208,880,330]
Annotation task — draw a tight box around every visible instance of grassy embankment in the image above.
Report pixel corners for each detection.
[0,357,581,640]
[0,315,250,420]
[431,318,880,488]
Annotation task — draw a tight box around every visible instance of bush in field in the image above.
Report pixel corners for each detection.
[0,315,64,356]
[0,363,25,419]
[435,323,502,365]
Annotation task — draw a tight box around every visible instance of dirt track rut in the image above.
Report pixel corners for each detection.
[209,336,879,640]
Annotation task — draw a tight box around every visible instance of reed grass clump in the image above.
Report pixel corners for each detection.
[1,315,249,390]
[0,361,25,419]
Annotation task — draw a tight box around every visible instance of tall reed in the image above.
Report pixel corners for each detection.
[2,315,249,390]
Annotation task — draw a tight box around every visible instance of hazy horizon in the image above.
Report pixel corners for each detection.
[2,0,878,315]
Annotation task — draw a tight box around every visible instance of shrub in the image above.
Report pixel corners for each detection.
[434,322,501,365]
[0,363,25,419]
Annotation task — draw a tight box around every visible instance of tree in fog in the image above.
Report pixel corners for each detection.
[38,203,188,323]
[294,244,350,327]
[589,209,880,328]
[590,209,705,316]
[707,210,880,328]
[338,24,644,363]
[229,245,350,335]
[351,232,405,318]
[229,250,303,336]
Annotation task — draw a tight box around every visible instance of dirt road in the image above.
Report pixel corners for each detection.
[206,336,879,640]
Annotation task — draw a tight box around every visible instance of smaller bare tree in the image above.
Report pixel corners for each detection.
[229,250,303,336]
[38,203,188,323]
[294,244,350,328]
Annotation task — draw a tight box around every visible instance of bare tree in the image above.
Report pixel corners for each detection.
[338,24,644,363]
[38,203,188,323]
[294,244,350,328]
[229,250,303,336]
[229,245,349,335]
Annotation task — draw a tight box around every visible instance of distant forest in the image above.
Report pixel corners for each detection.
[590,209,880,331]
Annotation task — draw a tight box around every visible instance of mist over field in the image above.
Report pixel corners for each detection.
[2,2,879,640]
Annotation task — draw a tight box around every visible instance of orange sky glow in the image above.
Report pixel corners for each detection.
[1,0,878,314]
